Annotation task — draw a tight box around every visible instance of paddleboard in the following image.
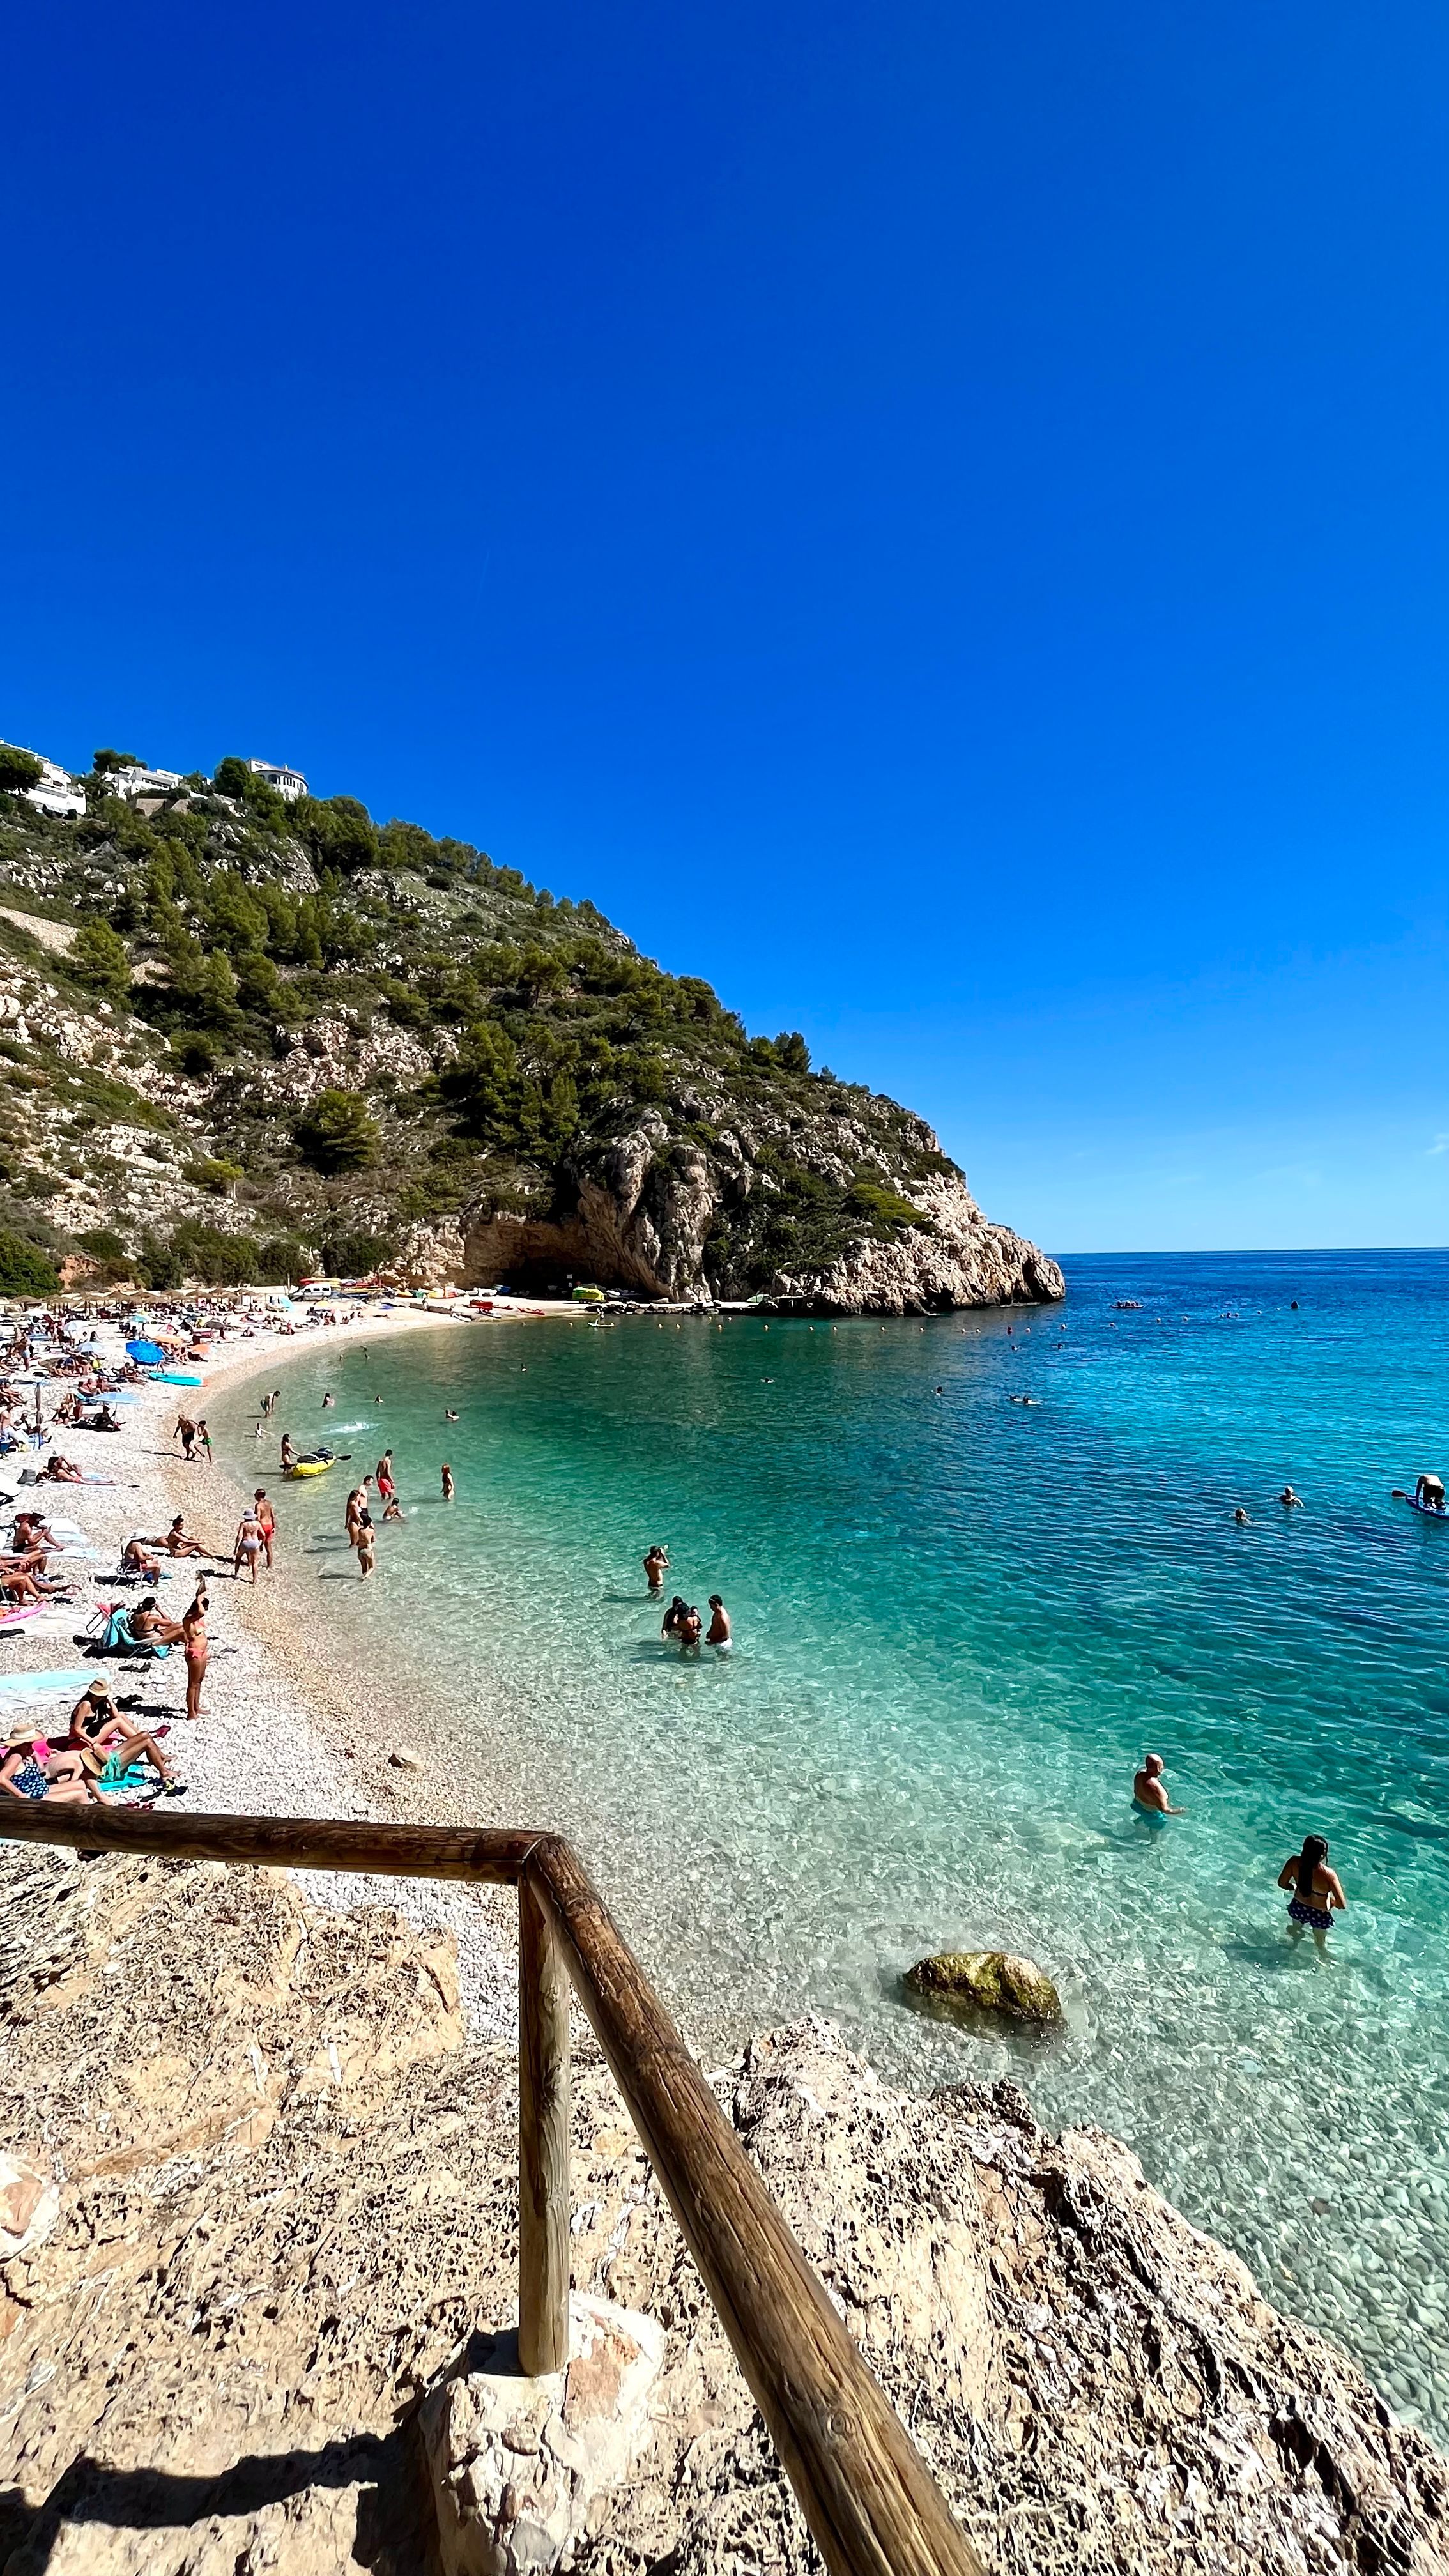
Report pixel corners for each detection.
[1400,1494,1449,1521]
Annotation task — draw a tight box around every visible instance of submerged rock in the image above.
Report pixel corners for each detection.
[905,1947,1062,2022]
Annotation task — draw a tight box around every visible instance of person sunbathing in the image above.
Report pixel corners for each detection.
[64,1680,180,1791]
[43,1455,84,1483]
[13,1510,59,1561]
[119,1536,162,1581]
[126,1595,187,1648]
[0,1560,68,1604]
[1,1738,98,1804]
[144,1515,209,1559]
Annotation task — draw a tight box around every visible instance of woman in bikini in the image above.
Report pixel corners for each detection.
[182,1590,209,1722]
[233,1505,264,1585]
[1,1738,97,1804]
[64,1678,180,1790]
[1277,1834,1346,1952]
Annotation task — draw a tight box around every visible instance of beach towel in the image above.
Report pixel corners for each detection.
[0,1669,97,1697]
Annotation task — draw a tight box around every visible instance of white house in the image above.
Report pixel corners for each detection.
[247,759,307,801]
[20,755,86,820]
[104,764,186,801]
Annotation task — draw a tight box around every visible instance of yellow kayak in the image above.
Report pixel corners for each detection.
[285,1450,337,1479]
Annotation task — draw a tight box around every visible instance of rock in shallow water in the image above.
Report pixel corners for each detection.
[905,1947,1062,2023]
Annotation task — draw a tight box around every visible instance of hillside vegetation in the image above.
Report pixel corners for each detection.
[0,752,1059,1308]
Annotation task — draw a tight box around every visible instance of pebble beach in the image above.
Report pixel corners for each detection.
[0,1301,523,2037]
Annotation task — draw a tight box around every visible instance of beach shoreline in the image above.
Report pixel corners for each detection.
[1,1301,570,2035]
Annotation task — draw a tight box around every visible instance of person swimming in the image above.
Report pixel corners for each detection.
[1280,1485,1304,1508]
[1277,1833,1346,1949]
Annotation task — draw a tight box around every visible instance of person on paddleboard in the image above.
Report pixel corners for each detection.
[1414,1473,1446,1514]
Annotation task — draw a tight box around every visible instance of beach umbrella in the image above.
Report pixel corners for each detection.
[125,1338,167,1365]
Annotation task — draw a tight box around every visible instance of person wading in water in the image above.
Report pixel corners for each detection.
[1277,1834,1346,1952]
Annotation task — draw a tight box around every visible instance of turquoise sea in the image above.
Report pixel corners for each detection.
[217,1250,1449,2437]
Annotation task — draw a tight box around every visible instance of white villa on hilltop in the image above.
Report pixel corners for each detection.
[247,759,307,800]
[105,764,187,801]
[20,755,86,820]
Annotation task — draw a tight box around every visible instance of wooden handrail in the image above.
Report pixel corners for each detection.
[0,1804,982,2576]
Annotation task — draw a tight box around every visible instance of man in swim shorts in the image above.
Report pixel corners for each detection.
[706,1594,732,1650]
[644,1545,670,1593]
[1133,1753,1186,1815]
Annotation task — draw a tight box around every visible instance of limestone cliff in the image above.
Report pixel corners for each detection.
[0,778,1061,1310]
[2,1843,1441,2575]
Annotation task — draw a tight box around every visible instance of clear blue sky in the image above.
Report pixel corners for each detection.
[4,1,1446,1251]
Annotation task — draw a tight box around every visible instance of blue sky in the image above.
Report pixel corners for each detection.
[4,0,1446,1251]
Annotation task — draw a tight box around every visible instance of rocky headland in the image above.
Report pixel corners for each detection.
[0,758,1061,1312]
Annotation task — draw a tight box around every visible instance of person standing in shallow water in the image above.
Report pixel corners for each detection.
[1278,1834,1346,1951]
[440,1462,455,1501]
[706,1594,732,1651]
[1133,1752,1185,1815]
[644,1545,670,1593]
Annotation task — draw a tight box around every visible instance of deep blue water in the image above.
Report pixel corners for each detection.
[217,1250,1449,2434]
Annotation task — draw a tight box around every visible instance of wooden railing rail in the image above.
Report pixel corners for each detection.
[0,1804,982,2576]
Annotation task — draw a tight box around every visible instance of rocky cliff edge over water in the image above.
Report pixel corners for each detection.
[2,1843,1441,2575]
[0,756,1061,1310]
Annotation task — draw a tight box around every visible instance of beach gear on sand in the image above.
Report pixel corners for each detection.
[0,1669,98,1696]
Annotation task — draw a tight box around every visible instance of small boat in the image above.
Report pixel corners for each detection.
[286,1449,337,1480]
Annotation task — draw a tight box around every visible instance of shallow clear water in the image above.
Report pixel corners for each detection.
[218,1251,1449,2436]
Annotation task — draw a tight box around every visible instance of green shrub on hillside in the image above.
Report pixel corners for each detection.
[295,1087,379,1174]
[0,747,43,797]
[0,1230,60,1294]
[71,920,132,1003]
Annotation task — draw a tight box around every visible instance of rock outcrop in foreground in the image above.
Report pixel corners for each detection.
[2,1843,1443,2575]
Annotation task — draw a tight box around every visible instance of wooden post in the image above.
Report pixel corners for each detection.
[526,1841,985,2576]
[518,1875,571,2375]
